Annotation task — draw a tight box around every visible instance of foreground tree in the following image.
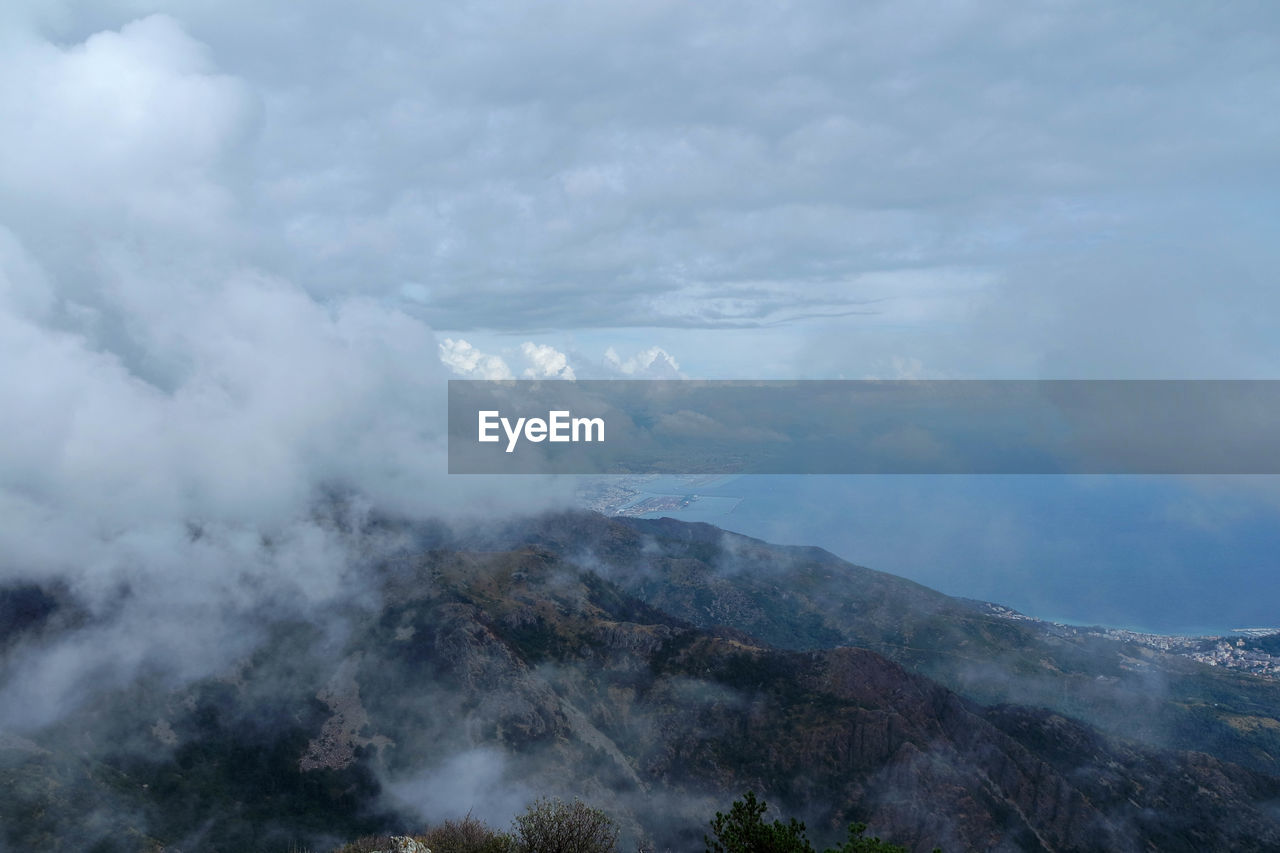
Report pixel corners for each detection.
[513,797,618,853]
[825,822,912,853]
[705,791,814,853]
[422,813,516,853]
[705,792,910,853]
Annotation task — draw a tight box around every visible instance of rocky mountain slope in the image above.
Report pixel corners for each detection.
[2,512,1279,852]
[510,513,1280,777]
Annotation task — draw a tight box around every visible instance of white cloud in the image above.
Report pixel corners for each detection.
[0,13,578,730]
[0,225,505,724]
[439,337,514,379]
[439,338,581,380]
[603,346,683,378]
[0,14,252,232]
[519,341,575,380]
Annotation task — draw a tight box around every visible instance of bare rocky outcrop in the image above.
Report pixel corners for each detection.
[377,838,430,853]
[300,653,394,771]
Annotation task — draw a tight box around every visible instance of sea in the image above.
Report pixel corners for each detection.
[613,473,1280,636]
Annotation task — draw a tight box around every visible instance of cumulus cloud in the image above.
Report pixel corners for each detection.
[438,338,580,380]
[604,346,683,378]
[438,338,689,381]
[440,337,515,379]
[0,13,253,244]
[519,341,576,380]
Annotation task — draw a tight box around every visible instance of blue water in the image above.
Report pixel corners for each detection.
[629,474,1280,635]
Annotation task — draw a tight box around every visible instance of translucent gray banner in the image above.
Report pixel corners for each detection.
[447,380,1280,474]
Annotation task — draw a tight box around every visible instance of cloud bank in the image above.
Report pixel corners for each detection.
[0,10,570,729]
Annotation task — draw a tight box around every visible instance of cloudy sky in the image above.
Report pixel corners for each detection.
[6,1,1278,385]
[0,0,1278,656]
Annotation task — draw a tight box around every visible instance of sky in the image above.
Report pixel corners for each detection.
[6,1,1279,382]
[0,0,1279,679]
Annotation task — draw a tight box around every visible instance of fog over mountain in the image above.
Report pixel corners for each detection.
[2,2,1279,850]
[6,512,1280,851]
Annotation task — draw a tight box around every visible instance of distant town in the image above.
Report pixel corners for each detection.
[984,603,1280,680]
[577,474,713,517]
[576,475,654,515]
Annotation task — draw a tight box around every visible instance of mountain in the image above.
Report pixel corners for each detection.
[2,511,1279,852]
[520,514,1280,777]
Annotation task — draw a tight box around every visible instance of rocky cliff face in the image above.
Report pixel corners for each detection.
[2,512,1279,852]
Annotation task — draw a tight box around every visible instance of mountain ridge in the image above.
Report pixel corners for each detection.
[2,511,1279,851]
